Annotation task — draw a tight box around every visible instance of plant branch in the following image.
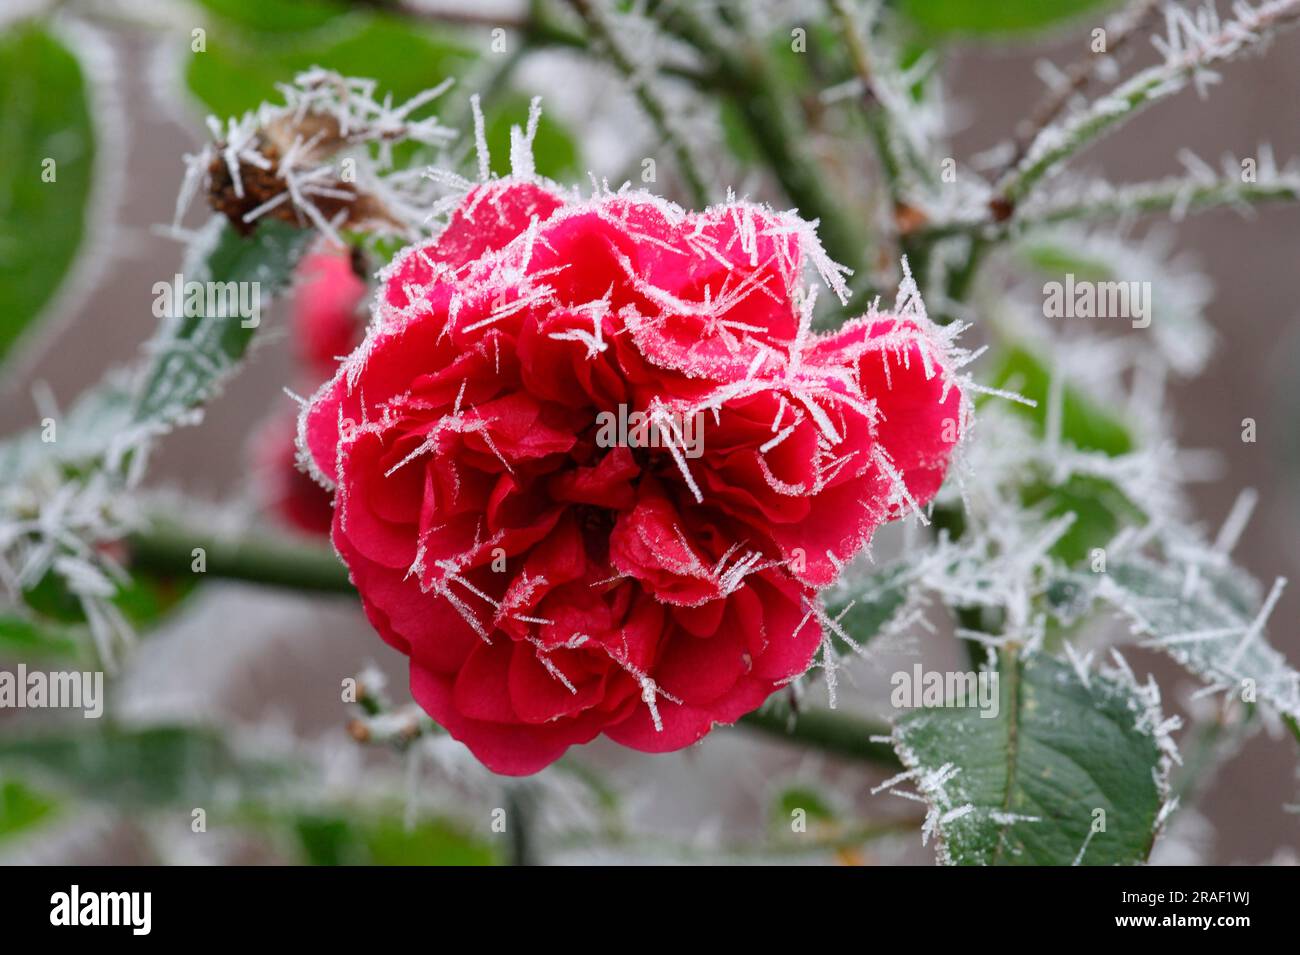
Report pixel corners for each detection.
[129,517,903,767]
[828,0,930,195]
[563,0,711,206]
[829,0,904,217]
[555,815,922,859]
[994,0,1300,211]
[998,0,1165,178]
[385,0,710,85]
[917,169,1300,241]
[653,2,874,298]
[504,783,539,866]
[829,0,882,109]
[738,696,902,768]
[127,519,354,593]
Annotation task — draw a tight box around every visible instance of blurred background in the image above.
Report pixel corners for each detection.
[0,0,1297,864]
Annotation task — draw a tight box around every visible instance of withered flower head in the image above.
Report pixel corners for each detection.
[176,69,457,243]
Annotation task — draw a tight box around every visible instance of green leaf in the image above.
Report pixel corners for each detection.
[0,217,312,486]
[1022,242,1114,283]
[1022,473,1145,565]
[110,573,198,629]
[1285,714,1300,746]
[1018,232,1214,376]
[772,785,837,827]
[19,570,90,624]
[194,0,350,33]
[0,615,82,662]
[981,339,1149,571]
[485,94,579,181]
[821,559,914,656]
[0,725,288,808]
[364,816,498,866]
[987,345,1134,455]
[6,564,195,656]
[1097,556,1300,726]
[0,778,60,842]
[294,813,498,866]
[892,653,1169,865]
[185,12,475,121]
[899,0,1120,37]
[134,218,314,424]
[0,24,96,365]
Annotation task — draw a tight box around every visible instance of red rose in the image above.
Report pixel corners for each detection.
[301,180,964,774]
[293,249,367,378]
[252,249,368,536]
[253,411,335,536]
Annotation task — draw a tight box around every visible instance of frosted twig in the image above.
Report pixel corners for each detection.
[997,0,1300,208]
[999,0,1165,176]
[921,160,1300,240]
[565,0,711,206]
[828,0,912,203]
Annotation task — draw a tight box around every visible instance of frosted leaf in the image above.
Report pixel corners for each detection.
[1011,225,1215,377]
[890,654,1175,865]
[0,218,312,666]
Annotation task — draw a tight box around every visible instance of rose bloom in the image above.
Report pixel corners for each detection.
[293,249,368,378]
[301,180,964,774]
[255,411,336,536]
[254,248,368,536]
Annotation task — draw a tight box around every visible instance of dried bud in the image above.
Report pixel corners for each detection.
[176,69,456,244]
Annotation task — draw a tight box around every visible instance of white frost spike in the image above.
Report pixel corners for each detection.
[1213,487,1258,555]
[650,402,704,504]
[640,677,665,732]
[1064,642,1095,690]
[509,96,543,181]
[470,93,491,183]
[1071,826,1099,866]
[1226,575,1286,668]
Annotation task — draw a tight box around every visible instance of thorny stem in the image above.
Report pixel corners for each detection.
[997,0,1165,178]
[829,0,904,274]
[129,519,903,769]
[388,0,710,86]
[1013,174,1300,230]
[914,173,1300,241]
[652,1,875,300]
[740,696,902,768]
[564,0,712,207]
[555,815,923,860]
[127,520,355,594]
[829,0,880,109]
[942,234,988,322]
[994,0,1300,212]
[504,783,539,866]
[828,0,919,202]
